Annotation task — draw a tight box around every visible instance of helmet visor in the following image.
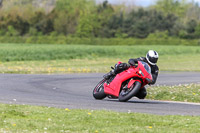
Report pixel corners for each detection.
[147,54,158,64]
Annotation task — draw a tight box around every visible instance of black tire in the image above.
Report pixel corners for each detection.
[93,79,107,100]
[119,81,141,102]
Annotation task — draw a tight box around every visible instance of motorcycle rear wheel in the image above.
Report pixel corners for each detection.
[93,79,107,100]
[119,81,141,102]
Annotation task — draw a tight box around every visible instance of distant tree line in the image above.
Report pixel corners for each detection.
[0,0,200,39]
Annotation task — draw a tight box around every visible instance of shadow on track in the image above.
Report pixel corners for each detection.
[104,98,169,104]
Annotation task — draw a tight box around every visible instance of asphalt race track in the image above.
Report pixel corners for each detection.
[0,72,200,116]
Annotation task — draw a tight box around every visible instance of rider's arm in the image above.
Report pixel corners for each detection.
[128,57,145,66]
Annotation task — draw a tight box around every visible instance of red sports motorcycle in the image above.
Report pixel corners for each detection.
[93,61,152,102]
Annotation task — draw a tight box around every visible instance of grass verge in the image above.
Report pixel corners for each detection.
[147,84,200,103]
[0,103,200,133]
[0,55,200,74]
[0,59,117,74]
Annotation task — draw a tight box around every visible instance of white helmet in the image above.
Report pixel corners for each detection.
[146,50,159,65]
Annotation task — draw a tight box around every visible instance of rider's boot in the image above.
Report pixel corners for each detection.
[103,70,115,80]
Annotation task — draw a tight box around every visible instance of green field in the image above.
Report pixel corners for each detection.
[1,44,200,62]
[0,44,200,73]
[0,103,200,133]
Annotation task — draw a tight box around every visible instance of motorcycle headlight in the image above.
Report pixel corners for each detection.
[139,68,144,76]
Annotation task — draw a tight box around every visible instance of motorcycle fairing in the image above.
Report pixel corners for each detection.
[104,67,141,97]
[127,79,136,88]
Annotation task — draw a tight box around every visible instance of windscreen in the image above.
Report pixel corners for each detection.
[141,61,151,74]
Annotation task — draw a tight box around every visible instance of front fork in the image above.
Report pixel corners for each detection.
[121,78,142,92]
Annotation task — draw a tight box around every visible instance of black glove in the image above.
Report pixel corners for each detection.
[114,63,129,73]
[128,59,136,66]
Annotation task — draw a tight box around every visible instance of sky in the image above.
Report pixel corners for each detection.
[96,0,200,7]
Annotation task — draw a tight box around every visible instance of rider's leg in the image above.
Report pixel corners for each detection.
[104,63,129,80]
[135,87,147,99]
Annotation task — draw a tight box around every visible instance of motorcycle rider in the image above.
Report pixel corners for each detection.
[103,50,159,99]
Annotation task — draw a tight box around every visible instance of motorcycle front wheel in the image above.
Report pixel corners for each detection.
[119,81,141,102]
[93,79,107,100]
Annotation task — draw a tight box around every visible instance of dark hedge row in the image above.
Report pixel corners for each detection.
[0,36,199,46]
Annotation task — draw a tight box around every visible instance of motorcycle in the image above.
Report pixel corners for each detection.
[93,61,152,102]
